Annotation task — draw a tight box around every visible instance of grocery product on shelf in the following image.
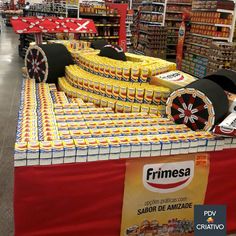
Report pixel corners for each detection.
[207,42,236,74]
[192,0,235,10]
[126,10,133,51]
[132,0,167,57]
[181,0,236,78]
[131,25,167,58]
[14,78,235,167]
[78,4,121,44]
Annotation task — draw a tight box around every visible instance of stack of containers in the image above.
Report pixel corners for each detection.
[14,79,236,167]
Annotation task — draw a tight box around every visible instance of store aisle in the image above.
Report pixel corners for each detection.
[0,25,23,236]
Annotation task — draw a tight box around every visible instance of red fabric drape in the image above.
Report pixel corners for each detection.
[15,150,236,235]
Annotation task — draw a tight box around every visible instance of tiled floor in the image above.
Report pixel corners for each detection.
[0,25,23,236]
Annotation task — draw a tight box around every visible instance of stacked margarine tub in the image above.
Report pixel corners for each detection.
[15,79,236,167]
[58,49,177,115]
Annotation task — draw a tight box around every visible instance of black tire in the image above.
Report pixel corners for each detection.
[204,69,236,94]
[166,79,228,131]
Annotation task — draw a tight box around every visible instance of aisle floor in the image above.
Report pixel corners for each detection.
[0,25,23,236]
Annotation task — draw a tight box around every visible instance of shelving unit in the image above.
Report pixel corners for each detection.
[2,10,23,26]
[77,10,120,44]
[132,0,167,58]
[181,0,236,78]
[207,42,236,74]
[126,10,134,51]
[165,0,192,59]
[139,1,166,25]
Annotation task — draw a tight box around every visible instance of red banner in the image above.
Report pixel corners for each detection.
[11,16,97,34]
[14,150,236,236]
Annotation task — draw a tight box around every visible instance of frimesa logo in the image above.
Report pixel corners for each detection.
[159,72,184,82]
[143,161,194,193]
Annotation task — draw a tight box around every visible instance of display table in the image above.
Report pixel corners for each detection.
[15,149,236,236]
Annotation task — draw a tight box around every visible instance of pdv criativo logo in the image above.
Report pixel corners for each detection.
[143,161,194,193]
[196,211,224,230]
[194,205,226,236]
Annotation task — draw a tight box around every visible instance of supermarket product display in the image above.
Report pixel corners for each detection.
[61,45,175,113]
[15,78,235,167]
[76,48,176,82]
[166,79,228,131]
[15,37,236,167]
[150,70,196,91]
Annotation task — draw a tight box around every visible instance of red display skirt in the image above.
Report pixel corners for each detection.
[15,149,236,236]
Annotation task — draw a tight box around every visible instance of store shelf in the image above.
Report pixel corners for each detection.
[80,36,119,39]
[140,20,162,25]
[166,11,183,13]
[167,2,192,5]
[79,13,120,17]
[166,52,176,55]
[190,33,230,41]
[133,49,145,55]
[167,43,177,46]
[166,18,182,21]
[167,27,179,29]
[191,22,232,28]
[187,51,208,58]
[95,24,120,27]
[192,9,234,14]
[185,42,210,49]
[139,29,167,35]
[181,69,203,78]
[167,35,178,37]
[25,10,66,15]
[141,11,164,14]
[142,1,165,5]
[66,5,78,9]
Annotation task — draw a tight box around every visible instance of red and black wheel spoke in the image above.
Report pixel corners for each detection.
[170,93,209,130]
[26,48,46,82]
